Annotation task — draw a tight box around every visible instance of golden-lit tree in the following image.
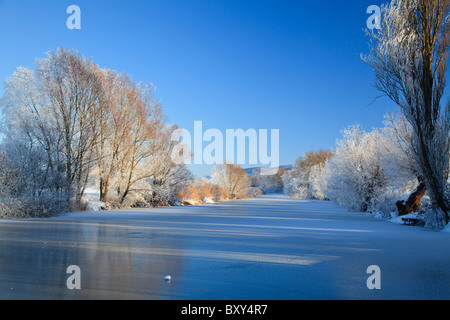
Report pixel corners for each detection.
[212,163,252,199]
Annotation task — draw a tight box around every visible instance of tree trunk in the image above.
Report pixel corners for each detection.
[396,180,427,216]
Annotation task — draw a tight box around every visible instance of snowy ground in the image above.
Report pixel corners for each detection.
[0,194,449,300]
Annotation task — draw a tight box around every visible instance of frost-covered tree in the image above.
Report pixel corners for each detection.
[0,66,70,216]
[142,124,193,206]
[308,163,329,200]
[283,149,333,199]
[0,47,193,216]
[252,167,285,194]
[89,77,191,208]
[0,151,24,218]
[323,126,389,213]
[178,177,230,205]
[212,163,251,199]
[381,113,428,215]
[363,0,450,223]
[36,48,103,205]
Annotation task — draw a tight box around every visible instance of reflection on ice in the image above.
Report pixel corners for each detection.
[0,194,449,300]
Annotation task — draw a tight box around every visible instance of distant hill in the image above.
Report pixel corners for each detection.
[244,165,293,176]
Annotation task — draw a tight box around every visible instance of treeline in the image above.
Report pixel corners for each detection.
[284,113,449,228]
[177,163,286,205]
[179,164,256,205]
[0,48,191,218]
[284,0,450,230]
[0,48,276,219]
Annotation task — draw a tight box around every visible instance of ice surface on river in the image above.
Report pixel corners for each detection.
[0,194,449,299]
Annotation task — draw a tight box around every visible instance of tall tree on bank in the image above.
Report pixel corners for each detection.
[38,48,103,204]
[363,0,450,224]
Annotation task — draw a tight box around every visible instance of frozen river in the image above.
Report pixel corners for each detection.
[0,194,449,300]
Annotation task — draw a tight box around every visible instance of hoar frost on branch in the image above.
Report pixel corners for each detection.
[362,0,450,226]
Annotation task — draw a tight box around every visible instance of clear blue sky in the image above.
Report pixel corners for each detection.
[0,0,397,177]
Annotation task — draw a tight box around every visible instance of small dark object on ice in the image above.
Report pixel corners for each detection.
[402,217,420,225]
[401,214,424,226]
